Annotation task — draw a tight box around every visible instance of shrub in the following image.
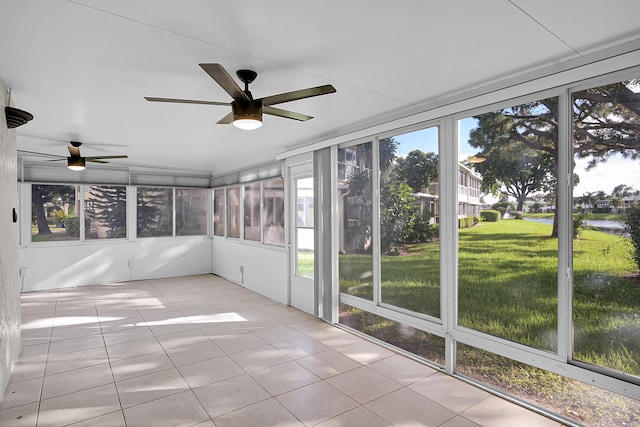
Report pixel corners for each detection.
[623,204,640,271]
[573,212,590,239]
[480,210,501,222]
[458,216,475,229]
[62,217,80,237]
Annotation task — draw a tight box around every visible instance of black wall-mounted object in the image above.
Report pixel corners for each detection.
[5,106,33,129]
[12,208,18,223]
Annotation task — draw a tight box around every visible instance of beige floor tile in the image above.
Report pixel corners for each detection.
[273,335,330,359]
[305,325,365,348]
[461,395,561,427]
[42,362,113,400]
[253,324,306,344]
[333,339,397,365]
[409,373,490,413]
[177,355,245,388]
[116,368,190,408]
[213,332,269,354]
[106,336,163,361]
[102,326,155,346]
[316,406,393,427]
[155,328,209,350]
[166,340,224,366]
[212,398,304,427]
[227,344,291,372]
[37,383,120,427]
[276,381,359,426]
[122,390,209,427]
[148,322,198,337]
[297,349,362,379]
[197,322,250,340]
[0,402,39,427]
[110,351,175,382]
[0,377,43,411]
[44,345,109,376]
[50,324,102,341]
[439,415,482,427]
[326,366,402,404]
[47,334,105,356]
[368,354,438,386]
[6,358,46,384]
[192,374,271,419]
[366,388,456,427]
[249,360,320,396]
[66,410,126,426]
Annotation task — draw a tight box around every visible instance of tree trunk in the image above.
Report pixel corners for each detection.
[33,188,52,235]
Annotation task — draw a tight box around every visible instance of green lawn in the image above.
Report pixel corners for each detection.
[339,219,639,424]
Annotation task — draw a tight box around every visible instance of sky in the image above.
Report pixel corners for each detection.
[391,117,638,198]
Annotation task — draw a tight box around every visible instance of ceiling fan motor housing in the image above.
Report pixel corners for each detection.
[232,100,262,120]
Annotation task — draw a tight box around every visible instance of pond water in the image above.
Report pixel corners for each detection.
[523,217,626,235]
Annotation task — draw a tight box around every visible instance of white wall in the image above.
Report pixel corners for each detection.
[19,237,212,291]
[0,78,22,397]
[211,237,288,304]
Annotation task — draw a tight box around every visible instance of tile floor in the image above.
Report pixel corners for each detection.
[1,274,565,426]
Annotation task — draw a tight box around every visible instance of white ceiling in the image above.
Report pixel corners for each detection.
[2,0,640,177]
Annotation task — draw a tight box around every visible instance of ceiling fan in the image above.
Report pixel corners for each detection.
[18,141,128,171]
[145,63,337,130]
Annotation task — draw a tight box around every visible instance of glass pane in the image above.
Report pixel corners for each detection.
[226,186,240,238]
[85,185,127,239]
[176,188,208,236]
[243,183,261,241]
[213,188,225,236]
[457,343,640,426]
[379,127,440,318]
[31,184,79,242]
[572,79,640,379]
[340,303,445,366]
[263,179,285,246]
[337,142,374,300]
[296,177,314,278]
[136,187,173,237]
[458,97,559,352]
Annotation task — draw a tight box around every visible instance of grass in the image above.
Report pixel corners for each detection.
[338,219,639,425]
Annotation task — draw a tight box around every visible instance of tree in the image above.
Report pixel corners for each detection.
[624,203,640,271]
[380,180,421,253]
[86,185,127,238]
[32,185,76,235]
[396,150,439,193]
[609,197,622,213]
[612,184,634,198]
[468,79,640,237]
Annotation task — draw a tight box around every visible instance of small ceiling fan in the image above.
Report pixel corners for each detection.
[18,141,128,171]
[145,63,336,130]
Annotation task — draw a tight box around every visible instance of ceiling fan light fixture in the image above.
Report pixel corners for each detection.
[232,101,262,130]
[67,156,86,171]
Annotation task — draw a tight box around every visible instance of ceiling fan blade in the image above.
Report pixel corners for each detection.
[259,84,336,106]
[68,146,81,157]
[263,106,313,121]
[17,149,66,159]
[46,159,67,162]
[217,112,234,124]
[87,159,109,164]
[86,155,128,160]
[199,63,249,101]
[144,97,229,106]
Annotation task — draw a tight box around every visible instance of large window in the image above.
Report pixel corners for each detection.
[176,188,208,236]
[571,78,640,379]
[136,187,173,237]
[263,179,285,246]
[213,188,225,237]
[380,127,440,318]
[457,97,559,353]
[214,180,285,246]
[31,184,79,242]
[337,141,374,300]
[244,183,261,241]
[85,185,127,239]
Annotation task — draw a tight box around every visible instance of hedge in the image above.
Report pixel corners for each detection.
[480,210,501,222]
